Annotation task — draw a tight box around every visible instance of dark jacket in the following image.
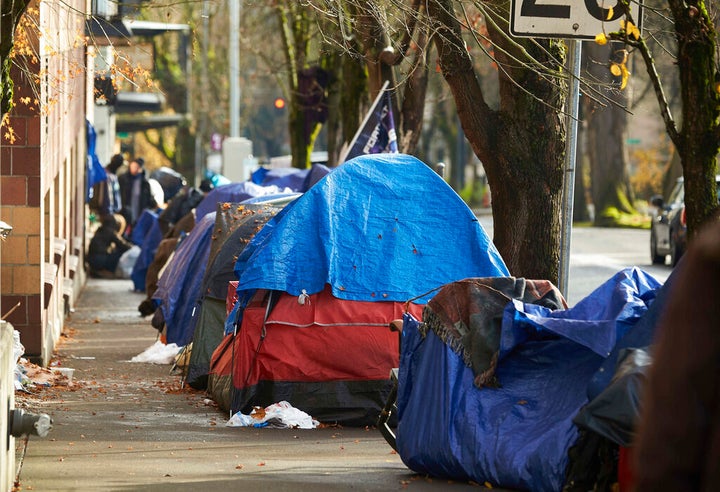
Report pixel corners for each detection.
[118,170,157,225]
[88,224,133,257]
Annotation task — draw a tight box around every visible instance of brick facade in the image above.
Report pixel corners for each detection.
[0,0,88,363]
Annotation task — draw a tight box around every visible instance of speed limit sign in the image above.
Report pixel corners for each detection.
[510,0,643,39]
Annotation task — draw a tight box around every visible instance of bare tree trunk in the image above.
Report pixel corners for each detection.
[584,42,636,226]
[668,0,720,238]
[427,0,566,282]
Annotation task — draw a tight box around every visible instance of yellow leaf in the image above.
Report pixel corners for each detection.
[606,7,614,20]
[631,24,641,40]
[620,65,630,89]
[595,33,608,45]
[610,63,622,77]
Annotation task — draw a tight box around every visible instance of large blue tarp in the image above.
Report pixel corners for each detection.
[152,213,216,346]
[251,164,331,191]
[130,219,163,292]
[396,267,662,491]
[195,182,293,221]
[129,209,158,246]
[234,153,509,304]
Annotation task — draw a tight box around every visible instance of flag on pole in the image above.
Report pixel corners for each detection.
[340,81,398,163]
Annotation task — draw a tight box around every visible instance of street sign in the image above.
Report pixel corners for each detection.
[510,0,643,39]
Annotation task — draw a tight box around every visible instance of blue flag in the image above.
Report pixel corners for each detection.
[342,86,398,162]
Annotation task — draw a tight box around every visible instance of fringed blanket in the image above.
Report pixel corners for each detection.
[420,277,566,388]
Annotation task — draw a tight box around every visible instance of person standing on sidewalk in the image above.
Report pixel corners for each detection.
[118,157,157,234]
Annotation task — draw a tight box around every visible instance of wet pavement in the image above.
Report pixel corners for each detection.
[14,278,485,491]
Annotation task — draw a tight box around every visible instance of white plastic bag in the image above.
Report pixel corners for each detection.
[13,329,24,363]
[130,340,182,364]
[226,401,319,429]
[116,245,141,278]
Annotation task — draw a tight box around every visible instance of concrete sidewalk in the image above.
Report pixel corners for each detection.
[14,278,483,491]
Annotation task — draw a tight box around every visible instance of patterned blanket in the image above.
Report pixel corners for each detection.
[420,277,566,388]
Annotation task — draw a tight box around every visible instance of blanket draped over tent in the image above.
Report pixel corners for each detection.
[421,277,567,389]
[396,267,662,491]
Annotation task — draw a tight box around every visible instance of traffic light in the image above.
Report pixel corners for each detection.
[274,97,286,110]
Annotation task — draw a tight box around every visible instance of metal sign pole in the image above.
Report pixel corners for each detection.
[558,39,582,297]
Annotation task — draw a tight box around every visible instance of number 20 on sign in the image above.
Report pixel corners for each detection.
[510,0,643,39]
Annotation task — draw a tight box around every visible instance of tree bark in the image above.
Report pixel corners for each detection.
[583,42,636,226]
[427,0,566,282]
[669,0,720,238]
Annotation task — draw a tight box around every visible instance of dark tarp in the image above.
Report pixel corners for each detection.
[185,203,281,389]
[150,166,187,202]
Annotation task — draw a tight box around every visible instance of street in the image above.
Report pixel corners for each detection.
[477,216,672,305]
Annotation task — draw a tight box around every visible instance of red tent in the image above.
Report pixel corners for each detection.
[209,285,422,425]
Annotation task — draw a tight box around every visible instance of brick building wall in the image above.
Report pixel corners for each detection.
[0,0,88,364]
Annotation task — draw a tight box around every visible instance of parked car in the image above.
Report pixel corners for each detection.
[650,175,720,266]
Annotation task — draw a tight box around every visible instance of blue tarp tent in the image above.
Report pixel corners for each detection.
[233,153,509,306]
[152,213,216,346]
[252,167,308,190]
[220,153,509,425]
[130,219,163,292]
[396,267,662,491]
[195,182,293,221]
[129,209,158,245]
[251,164,331,192]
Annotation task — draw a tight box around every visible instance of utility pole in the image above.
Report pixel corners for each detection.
[229,0,241,138]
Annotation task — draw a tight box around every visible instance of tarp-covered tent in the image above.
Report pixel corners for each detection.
[251,164,332,191]
[195,182,293,221]
[150,166,187,202]
[130,217,163,292]
[395,267,662,491]
[216,153,509,425]
[185,203,281,389]
[152,212,216,346]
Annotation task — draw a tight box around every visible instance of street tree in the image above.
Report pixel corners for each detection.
[583,42,637,226]
[605,0,720,239]
[311,0,571,281]
[425,0,568,281]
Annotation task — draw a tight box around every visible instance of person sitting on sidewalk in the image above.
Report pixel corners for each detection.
[87,215,133,278]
